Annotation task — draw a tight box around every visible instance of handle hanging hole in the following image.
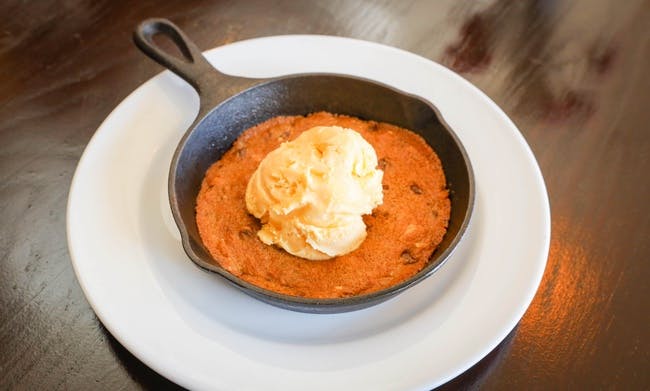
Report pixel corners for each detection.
[151,32,193,64]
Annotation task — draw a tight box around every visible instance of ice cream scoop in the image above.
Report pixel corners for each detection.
[245,126,384,260]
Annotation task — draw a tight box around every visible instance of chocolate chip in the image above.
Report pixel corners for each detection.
[369,123,380,131]
[238,227,255,239]
[382,184,389,190]
[401,250,418,264]
[372,209,389,218]
[236,147,246,158]
[410,183,423,194]
[378,158,388,170]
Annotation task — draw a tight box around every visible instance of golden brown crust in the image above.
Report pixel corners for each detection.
[195,112,451,298]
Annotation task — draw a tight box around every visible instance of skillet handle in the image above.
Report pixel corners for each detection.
[133,18,220,96]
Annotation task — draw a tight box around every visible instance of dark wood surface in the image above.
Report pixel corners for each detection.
[1,0,648,389]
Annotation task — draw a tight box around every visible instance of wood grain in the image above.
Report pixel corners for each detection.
[1,0,648,389]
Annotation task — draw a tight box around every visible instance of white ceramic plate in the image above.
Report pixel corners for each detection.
[67,36,550,390]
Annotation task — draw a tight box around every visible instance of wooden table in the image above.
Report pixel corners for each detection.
[2,0,648,389]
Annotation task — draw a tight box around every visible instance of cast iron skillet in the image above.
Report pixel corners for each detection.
[133,18,475,313]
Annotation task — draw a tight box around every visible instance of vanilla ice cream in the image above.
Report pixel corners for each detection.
[245,126,383,260]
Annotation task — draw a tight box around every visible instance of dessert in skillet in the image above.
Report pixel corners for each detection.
[195,112,450,298]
